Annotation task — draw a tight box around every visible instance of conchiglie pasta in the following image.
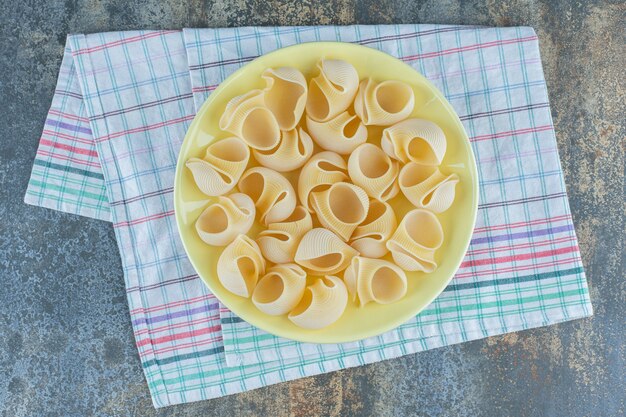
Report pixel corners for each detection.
[310,182,370,241]
[343,257,407,306]
[294,228,358,275]
[305,112,367,154]
[288,275,348,329]
[386,209,444,272]
[349,200,397,258]
[297,151,349,212]
[354,78,415,126]
[192,58,462,329]
[347,143,400,201]
[238,167,296,225]
[381,118,447,165]
[256,206,313,264]
[306,59,359,122]
[399,162,459,213]
[262,67,307,131]
[219,89,280,151]
[252,264,307,316]
[185,137,250,196]
[195,193,255,246]
[217,234,266,297]
[253,128,313,172]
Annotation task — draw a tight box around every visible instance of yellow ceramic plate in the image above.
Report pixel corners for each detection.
[174,42,478,344]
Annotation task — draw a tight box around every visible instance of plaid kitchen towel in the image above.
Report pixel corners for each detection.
[183,26,593,367]
[24,25,592,408]
[24,47,111,221]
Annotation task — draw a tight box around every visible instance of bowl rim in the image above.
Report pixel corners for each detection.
[174,41,479,344]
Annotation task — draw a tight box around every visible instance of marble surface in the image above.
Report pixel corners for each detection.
[0,1,624,416]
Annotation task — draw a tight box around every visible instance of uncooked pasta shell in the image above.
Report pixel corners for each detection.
[347,143,400,201]
[353,78,415,126]
[297,151,349,212]
[253,128,314,172]
[219,89,280,151]
[288,275,348,329]
[262,67,307,131]
[399,162,459,213]
[195,193,255,246]
[217,234,266,297]
[256,206,313,264]
[310,182,370,241]
[305,59,359,122]
[386,209,444,272]
[294,228,358,275]
[381,118,446,165]
[305,112,367,155]
[238,167,296,225]
[185,137,250,196]
[252,264,307,316]
[349,199,397,258]
[343,257,407,306]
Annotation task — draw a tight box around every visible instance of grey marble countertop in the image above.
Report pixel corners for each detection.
[1,1,624,416]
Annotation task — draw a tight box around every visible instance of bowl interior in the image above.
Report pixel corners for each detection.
[174,42,478,344]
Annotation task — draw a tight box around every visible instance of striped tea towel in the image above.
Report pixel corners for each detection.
[183,26,593,368]
[24,25,592,408]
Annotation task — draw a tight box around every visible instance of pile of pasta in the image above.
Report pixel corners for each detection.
[186,59,459,330]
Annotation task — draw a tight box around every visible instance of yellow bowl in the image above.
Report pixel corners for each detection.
[174,42,478,344]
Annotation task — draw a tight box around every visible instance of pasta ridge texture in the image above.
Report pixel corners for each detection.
[306,59,359,122]
[294,228,358,275]
[349,199,397,258]
[185,137,250,196]
[399,162,459,213]
[256,206,313,264]
[354,78,415,126]
[347,143,400,201]
[253,128,314,172]
[252,264,307,316]
[381,118,447,165]
[238,167,296,225]
[310,182,370,241]
[262,67,307,131]
[298,151,349,212]
[219,89,280,150]
[343,256,407,306]
[217,234,266,297]
[288,275,348,329]
[386,209,444,272]
[195,193,256,246]
[305,111,367,154]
